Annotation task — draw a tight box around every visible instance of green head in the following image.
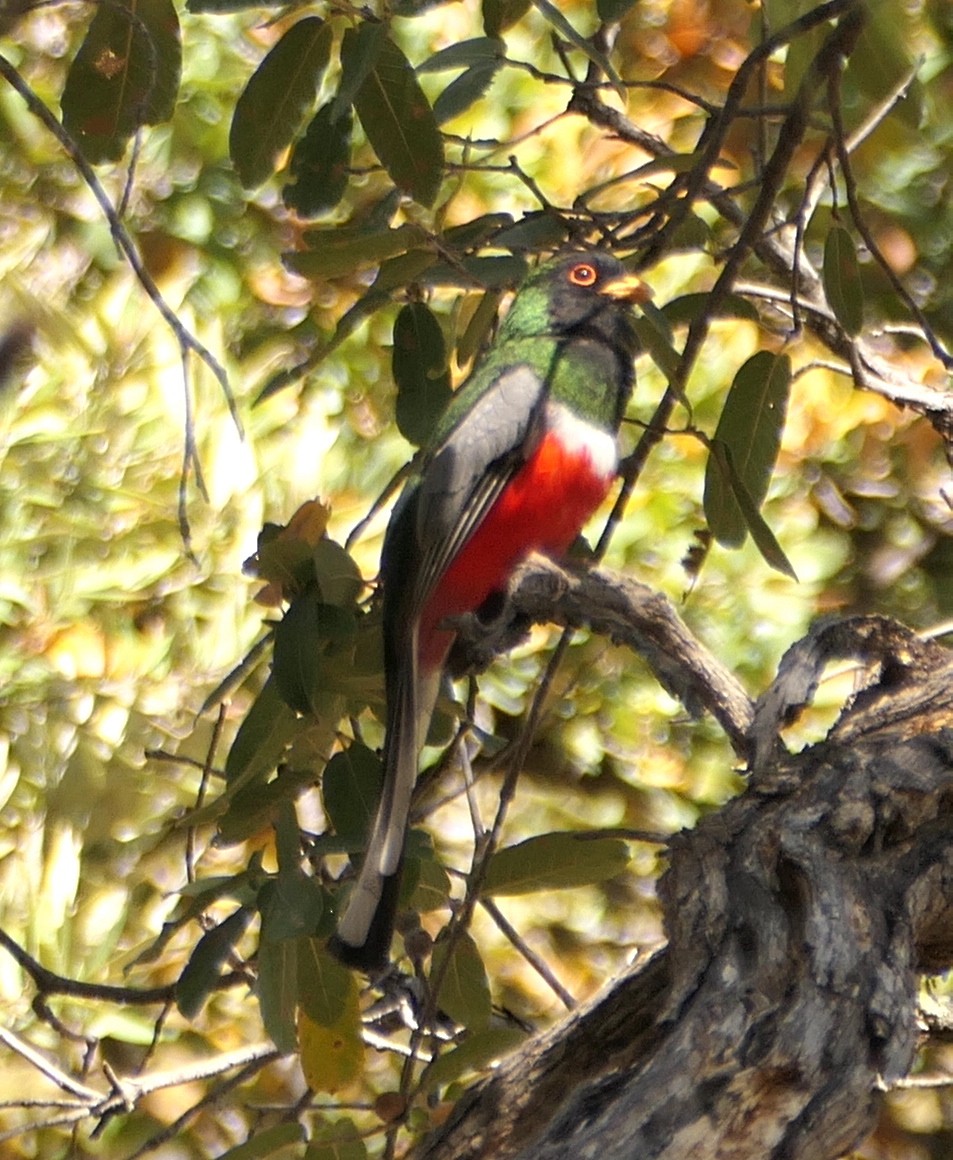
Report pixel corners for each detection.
[498,252,651,343]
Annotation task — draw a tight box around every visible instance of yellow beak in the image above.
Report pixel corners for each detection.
[600,272,653,304]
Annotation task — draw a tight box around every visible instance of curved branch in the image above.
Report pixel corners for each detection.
[450,554,754,757]
[421,622,953,1160]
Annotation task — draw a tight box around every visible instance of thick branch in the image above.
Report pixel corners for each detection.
[421,620,953,1160]
[450,554,754,756]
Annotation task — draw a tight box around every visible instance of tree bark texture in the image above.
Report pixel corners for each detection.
[421,619,953,1160]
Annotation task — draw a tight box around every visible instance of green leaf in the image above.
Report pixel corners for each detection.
[224,674,299,792]
[61,0,181,164]
[256,936,299,1053]
[217,1123,305,1160]
[443,213,514,247]
[284,223,423,280]
[176,908,253,1019]
[420,1026,526,1094]
[631,301,682,386]
[187,0,286,10]
[297,937,352,1024]
[705,442,797,578]
[131,865,261,968]
[782,21,825,98]
[322,743,383,846]
[332,21,388,117]
[844,0,923,128]
[312,538,364,608]
[417,37,505,72]
[456,289,503,366]
[272,590,356,717]
[822,226,864,337]
[393,302,453,446]
[229,18,333,189]
[433,62,501,124]
[483,0,531,35]
[284,104,353,219]
[419,254,527,289]
[483,833,630,895]
[259,871,326,942]
[597,0,639,21]
[344,27,445,207]
[703,351,792,547]
[305,1118,368,1159]
[431,930,491,1030]
[218,767,327,846]
[408,854,452,912]
[274,799,302,873]
[372,249,439,291]
[662,293,759,328]
[531,0,625,98]
[493,212,571,252]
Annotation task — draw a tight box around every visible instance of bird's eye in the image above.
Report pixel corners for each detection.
[567,262,598,287]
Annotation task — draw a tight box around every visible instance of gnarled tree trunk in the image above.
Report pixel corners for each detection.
[421,618,953,1160]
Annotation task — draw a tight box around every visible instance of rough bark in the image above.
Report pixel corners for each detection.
[421,618,953,1160]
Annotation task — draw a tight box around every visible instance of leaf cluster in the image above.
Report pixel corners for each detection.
[3,0,953,1156]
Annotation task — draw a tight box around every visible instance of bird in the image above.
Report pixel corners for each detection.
[329,250,651,971]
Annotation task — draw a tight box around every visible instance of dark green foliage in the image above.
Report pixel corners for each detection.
[283,104,353,218]
[392,301,453,446]
[229,17,333,188]
[61,0,181,162]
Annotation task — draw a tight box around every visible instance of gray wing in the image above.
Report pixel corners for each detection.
[412,364,547,614]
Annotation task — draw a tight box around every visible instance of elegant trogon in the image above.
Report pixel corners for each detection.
[330,251,650,970]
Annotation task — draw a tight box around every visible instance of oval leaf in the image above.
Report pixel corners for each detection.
[218,1124,305,1160]
[483,833,630,896]
[483,0,531,35]
[312,537,364,608]
[284,223,422,280]
[229,18,333,189]
[433,61,501,124]
[822,226,864,337]
[256,936,299,1054]
[332,20,388,117]
[456,288,503,365]
[272,591,355,717]
[345,28,445,207]
[597,0,639,20]
[297,937,353,1024]
[61,0,181,164]
[284,104,353,218]
[430,930,491,1031]
[420,1026,526,1094]
[703,351,792,548]
[306,1118,368,1159]
[532,0,625,98]
[704,442,797,578]
[418,37,504,73]
[323,743,383,846]
[393,302,453,446]
[187,0,287,10]
[176,908,253,1019]
[224,673,299,792]
[297,942,363,1094]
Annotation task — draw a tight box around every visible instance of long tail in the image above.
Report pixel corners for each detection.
[329,651,440,971]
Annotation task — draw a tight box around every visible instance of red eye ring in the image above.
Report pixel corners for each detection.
[567,262,598,287]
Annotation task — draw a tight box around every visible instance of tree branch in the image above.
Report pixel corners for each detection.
[450,554,754,758]
[420,621,953,1160]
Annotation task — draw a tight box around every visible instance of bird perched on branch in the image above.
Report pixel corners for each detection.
[330,251,651,971]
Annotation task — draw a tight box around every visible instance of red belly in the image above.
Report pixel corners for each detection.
[418,429,613,668]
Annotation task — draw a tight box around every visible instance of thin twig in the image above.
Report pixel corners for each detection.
[0,1026,102,1101]
[826,52,953,369]
[480,897,576,1010]
[0,51,242,554]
